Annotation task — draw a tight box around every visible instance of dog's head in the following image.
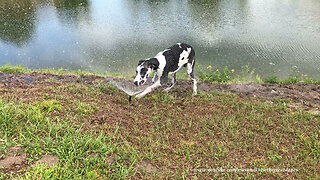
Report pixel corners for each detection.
[134,59,158,86]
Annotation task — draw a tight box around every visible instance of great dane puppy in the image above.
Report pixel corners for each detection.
[133,43,197,99]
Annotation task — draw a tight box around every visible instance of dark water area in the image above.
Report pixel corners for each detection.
[1,0,320,79]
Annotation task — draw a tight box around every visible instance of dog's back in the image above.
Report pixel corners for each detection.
[160,43,195,73]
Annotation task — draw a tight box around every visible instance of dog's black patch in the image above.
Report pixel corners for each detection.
[138,60,146,66]
[162,43,194,73]
[140,68,148,77]
[147,58,159,70]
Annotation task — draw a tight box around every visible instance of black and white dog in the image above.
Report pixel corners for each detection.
[134,43,197,99]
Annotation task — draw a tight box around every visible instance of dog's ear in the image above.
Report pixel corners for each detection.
[138,60,145,65]
[147,58,159,70]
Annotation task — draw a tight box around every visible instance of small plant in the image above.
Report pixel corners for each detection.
[37,100,63,113]
[281,66,302,84]
[234,65,257,82]
[266,151,282,162]
[303,77,315,84]
[255,74,263,83]
[264,62,279,84]
[197,64,235,83]
[75,102,95,116]
[264,76,279,84]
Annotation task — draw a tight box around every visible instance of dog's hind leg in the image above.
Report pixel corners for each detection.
[187,60,197,95]
[163,73,176,92]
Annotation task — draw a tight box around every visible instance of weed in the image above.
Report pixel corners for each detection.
[233,65,257,83]
[75,102,95,116]
[264,62,279,84]
[281,66,302,84]
[197,64,235,83]
[266,151,283,162]
[36,100,63,114]
[264,76,279,84]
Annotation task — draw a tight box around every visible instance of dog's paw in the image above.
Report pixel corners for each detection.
[163,85,174,92]
[163,88,170,92]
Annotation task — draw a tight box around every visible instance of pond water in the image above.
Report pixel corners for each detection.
[1,0,320,79]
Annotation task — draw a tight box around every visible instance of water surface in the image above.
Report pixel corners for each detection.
[1,0,320,79]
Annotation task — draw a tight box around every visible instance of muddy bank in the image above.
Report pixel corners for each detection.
[0,72,320,105]
[198,82,320,104]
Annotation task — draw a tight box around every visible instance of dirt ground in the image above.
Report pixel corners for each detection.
[1,72,320,110]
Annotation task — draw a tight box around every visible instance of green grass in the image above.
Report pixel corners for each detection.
[0,99,136,179]
[197,64,320,84]
[0,65,319,179]
[0,64,130,79]
[0,65,30,74]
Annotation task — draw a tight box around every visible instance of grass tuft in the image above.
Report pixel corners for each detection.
[0,65,30,74]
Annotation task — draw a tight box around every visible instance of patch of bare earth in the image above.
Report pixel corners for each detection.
[0,147,59,177]
[0,146,27,176]
[136,160,157,173]
[34,155,59,167]
[105,153,118,165]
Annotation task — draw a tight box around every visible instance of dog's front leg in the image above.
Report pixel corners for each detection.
[136,80,161,99]
[152,73,157,84]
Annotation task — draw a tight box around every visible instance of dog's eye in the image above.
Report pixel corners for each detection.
[136,71,138,74]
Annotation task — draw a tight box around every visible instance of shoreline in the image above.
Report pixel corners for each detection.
[1,69,319,106]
